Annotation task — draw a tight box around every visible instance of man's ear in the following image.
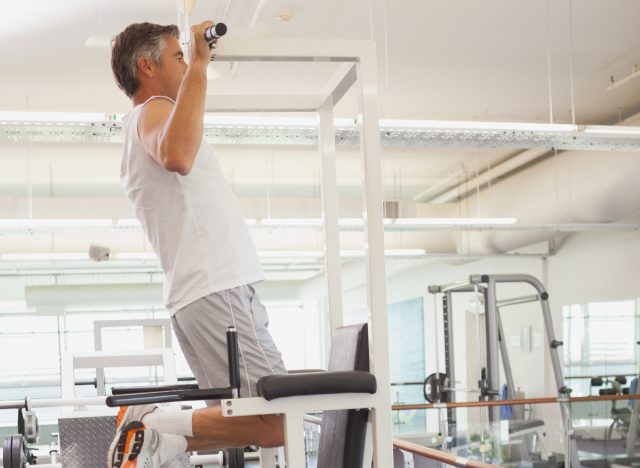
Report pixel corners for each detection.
[136,56,155,79]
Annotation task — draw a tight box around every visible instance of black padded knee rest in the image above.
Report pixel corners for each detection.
[256,371,376,400]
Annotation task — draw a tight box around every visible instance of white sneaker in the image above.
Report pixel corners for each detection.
[115,404,158,433]
[107,421,162,468]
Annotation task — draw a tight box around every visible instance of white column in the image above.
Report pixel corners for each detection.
[283,411,306,467]
[258,448,277,468]
[357,44,394,467]
[318,104,344,332]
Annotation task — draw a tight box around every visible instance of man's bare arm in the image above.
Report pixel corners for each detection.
[138,21,214,175]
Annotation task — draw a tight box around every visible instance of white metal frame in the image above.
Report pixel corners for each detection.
[93,319,173,396]
[213,38,393,467]
[222,393,378,466]
[60,348,177,417]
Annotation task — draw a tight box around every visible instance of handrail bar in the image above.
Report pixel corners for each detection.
[393,438,501,468]
[392,393,640,411]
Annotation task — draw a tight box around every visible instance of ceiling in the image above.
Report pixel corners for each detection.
[2,0,640,121]
[0,0,640,280]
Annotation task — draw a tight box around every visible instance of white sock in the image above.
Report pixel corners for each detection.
[157,433,188,464]
[142,407,194,437]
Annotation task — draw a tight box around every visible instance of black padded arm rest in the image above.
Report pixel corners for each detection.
[257,371,376,401]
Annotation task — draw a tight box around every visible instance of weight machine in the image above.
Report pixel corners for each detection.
[426,274,579,467]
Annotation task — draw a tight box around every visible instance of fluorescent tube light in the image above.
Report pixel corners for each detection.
[384,249,426,256]
[0,217,518,232]
[341,249,426,258]
[5,113,639,141]
[0,249,426,263]
[202,115,355,128]
[0,112,354,128]
[0,112,117,124]
[259,218,323,227]
[0,218,113,228]
[204,115,319,128]
[255,217,518,228]
[257,249,426,259]
[582,125,640,136]
[117,218,263,229]
[387,217,518,226]
[258,250,324,259]
[1,253,88,261]
[381,120,577,133]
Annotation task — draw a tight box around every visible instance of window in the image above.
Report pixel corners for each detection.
[262,301,322,371]
[388,297,426,434]
[0,301,323,427]
[0,308,182,426]
[563,300,639,397]
[345,297,426,433]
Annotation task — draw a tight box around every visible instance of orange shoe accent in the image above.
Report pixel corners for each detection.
[110,421,147,468]
[120,432,139,467]
[116,406,129,429]
[121,458,136,468]
[123,428,138,453]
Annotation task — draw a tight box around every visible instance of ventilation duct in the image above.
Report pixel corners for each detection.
[457,148,640,254]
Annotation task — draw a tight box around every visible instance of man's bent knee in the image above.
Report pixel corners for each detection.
[257,414,285,447]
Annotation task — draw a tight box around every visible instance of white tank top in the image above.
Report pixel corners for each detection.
[121,96,264,314]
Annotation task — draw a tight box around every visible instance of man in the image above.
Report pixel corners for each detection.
[108,21,287,467]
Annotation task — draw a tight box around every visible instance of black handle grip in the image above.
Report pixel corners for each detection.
[106,387,234,407]
[227,326,241,394]
[204,23,227,45]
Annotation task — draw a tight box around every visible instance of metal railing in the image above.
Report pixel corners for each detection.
[393,438,501,468]
[392,392,640,411]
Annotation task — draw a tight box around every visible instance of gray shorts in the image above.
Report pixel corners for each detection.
[171,284,287,400]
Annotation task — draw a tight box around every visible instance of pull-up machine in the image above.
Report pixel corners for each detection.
[428,274,579,467]
[200,36,394,467]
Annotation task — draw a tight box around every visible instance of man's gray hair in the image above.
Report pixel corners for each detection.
[111,23,180,98]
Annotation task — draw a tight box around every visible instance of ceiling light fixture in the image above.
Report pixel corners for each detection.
[256,249,427,258]
[0,112,116,125]
[0,218,113,229]
[0,217,518,232]
[5,112,640,137]
[583,125,640,136]
[380,120,578,133]
[4,113,640,145]
[1,253,88,261]
[253,217,519,228]
[340,249,426,258]
[387,217,518,226]
[258,218,324,227]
